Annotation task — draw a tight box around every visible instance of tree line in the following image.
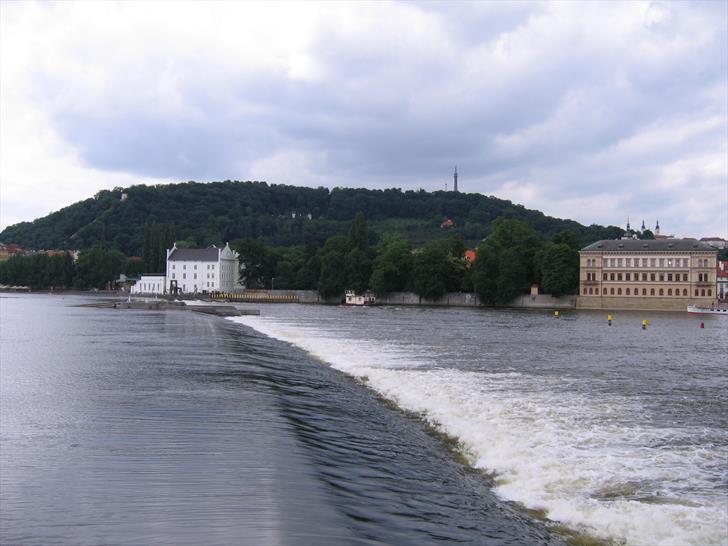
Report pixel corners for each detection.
[0,180,622,256]
[233,214,580,302]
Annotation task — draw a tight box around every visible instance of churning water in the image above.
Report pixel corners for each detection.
[231,303,727,546]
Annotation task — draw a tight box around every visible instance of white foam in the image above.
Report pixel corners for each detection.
[229,315,728,546]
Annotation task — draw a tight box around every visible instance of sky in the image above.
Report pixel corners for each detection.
[1,1,727,238]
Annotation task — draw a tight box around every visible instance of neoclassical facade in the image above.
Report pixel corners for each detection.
[577,239,717,311]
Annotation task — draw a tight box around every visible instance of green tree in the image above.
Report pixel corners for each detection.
[348,212,369,251]
[234,238,276,288]
[540,243,579,297]
[317,235,349,298]
[472,218,542,305]
[74,246,126,289]
[411,238,466,300]
[369,235,413,295]
[640,229,655,240]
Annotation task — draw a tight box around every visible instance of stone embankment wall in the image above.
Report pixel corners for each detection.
[264,290,576,309]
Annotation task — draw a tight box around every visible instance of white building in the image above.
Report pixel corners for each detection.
[130,274,166,295]
[166,243,241,294]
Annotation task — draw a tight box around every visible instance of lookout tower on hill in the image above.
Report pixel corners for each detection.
[453,166,458,192]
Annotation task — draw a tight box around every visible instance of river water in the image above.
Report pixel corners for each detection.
[1,295,726,545]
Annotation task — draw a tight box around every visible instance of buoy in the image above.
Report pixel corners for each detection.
[641,319,648,330]
[700,322,704,329]
[554,311,560,318]
[608,314,613,326]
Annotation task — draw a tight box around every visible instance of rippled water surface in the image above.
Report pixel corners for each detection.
[232,302,728,546]
[1,295,563,545]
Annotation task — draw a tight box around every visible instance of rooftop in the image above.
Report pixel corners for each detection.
[168,246,220,262]
[581,238,715,252]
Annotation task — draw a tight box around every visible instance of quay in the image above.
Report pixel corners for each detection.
[79,300,260,317]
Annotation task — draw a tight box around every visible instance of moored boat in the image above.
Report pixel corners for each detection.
[687,304,728,315]
[345,290,377,306]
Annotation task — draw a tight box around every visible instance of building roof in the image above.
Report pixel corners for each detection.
[168,246,220,262]
[581,238,716,252]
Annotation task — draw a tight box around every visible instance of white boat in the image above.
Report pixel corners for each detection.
[687,304,728,315]
[345,290,376,306]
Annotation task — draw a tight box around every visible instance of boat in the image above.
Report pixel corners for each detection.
[687,304,728,315]
[345,290,377,306]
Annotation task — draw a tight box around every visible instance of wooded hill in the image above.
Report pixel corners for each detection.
[0,180,622,254]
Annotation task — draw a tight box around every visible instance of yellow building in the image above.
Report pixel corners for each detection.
[577,239,717,311]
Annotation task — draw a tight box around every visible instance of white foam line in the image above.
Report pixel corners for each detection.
[229,315,728,546]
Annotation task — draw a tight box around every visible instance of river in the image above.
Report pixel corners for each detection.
[1,294,726,545]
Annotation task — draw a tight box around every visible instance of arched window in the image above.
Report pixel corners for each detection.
[695,289,699,296]
[626,288,630,295]
[650,288,655,296]
[583,287,587,295]
[683,289,687,296]
[642,288,647,296]
[708,289,712,297]
[659,288,664,296]
[589,287,593,295]
[668,288,672,296]
[617,288,622,295]
[701,289,705,296]
[610,288,615,295]
[603,288,607,295]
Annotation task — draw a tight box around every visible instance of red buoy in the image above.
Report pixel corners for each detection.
[700,322,705,329]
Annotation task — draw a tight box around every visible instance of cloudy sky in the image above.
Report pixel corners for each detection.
[1,1,726,237]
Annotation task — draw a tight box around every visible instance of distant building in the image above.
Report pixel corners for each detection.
[717,260,728,302]
[464,249,476,266]
[700,237,727,250]
[0,243,27,261]
[166,243,241,294]
[130,274,165,295]
[578,238,718,311]
[440,217,455,229]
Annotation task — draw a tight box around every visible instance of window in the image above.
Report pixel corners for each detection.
[633,258,639,267]
[171,273,175,279]
[659,274,664,282]
[617,273,622,281]
[642,273,647,281]
[667,274,673,282]
[626,288,630,295]
[642,288,647,296]
[708,289,712,297]
[194,265,197,270]
[618,258,623,267]
[583,287,587,295]
[172,265,175,270]
[183,273,186,279]
[642,258,648,267]
[667,288,672,296]
[695,289,699,296]
[625,273,630,281]
[701,289,706,297]
[683,273,688,282]
[667,259,673,268]
[603,288,607,295]
[617,288,622,295]
[206,264,209,270]
[183,265,186,270]
[651,258,656,267]
[659,288,664,296]
[589,288,593,295]
[610,288,615,295]
[682,258,688,267]
[603,273,608,280]
[193,273,197,279]
[683,289,687,296]
[651,288,655,296]
[659,258,665,267]
[212,265,215,270]
[650,273,656,281]
[610,273,615,281]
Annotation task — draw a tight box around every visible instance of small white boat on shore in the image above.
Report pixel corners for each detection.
[687,304,728,315]
[345,290,377,306]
